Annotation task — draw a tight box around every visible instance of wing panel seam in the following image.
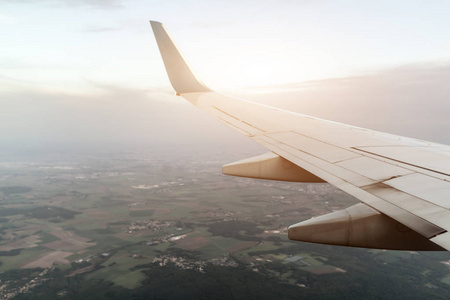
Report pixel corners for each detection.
[352,147,450,178]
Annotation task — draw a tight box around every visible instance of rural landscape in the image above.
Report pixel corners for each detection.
[0,150,449,299]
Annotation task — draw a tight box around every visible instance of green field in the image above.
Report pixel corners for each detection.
[0,152,449,299]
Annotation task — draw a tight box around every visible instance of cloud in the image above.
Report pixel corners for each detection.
[82,79,174,98]
[0,84,258,155]
[0,13,17,24]
[82,26,121,33]
[0,58,68,70]
[238,62,450,144]
[0,74,35,85]
[2,62,448,156]
[187,21,231,30]
[5,0,125,10]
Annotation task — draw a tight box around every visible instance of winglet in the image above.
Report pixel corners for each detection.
[150,21,211,94]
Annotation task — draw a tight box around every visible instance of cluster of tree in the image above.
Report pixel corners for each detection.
[0,206,79,220]
[0,249,22,256]
[0,186,32,196]
[208,220,263,241]
[26,206,80,220]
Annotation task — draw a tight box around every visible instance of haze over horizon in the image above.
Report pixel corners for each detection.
[1,0,449,155]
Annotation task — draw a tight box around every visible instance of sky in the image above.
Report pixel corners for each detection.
[1,0,449,154]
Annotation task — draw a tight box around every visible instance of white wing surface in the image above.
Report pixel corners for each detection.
[150,21,450,251]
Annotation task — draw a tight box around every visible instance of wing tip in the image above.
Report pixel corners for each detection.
[150,21,211,94]
[149,20,162,26]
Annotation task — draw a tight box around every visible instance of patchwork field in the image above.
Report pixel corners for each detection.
[0,152,449,299]
[21,251,72,269]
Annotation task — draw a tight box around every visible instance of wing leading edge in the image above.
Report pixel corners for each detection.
[150,21,450,251]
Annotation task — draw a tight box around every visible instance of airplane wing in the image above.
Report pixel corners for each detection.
[150,21,450,251]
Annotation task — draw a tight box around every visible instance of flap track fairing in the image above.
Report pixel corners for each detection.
[288,203,445,251]
[223,152,325,183]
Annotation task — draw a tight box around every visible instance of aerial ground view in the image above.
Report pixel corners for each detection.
[2,1,450,299]
[0,150,449,299]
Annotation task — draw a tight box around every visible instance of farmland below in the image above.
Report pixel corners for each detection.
[0,150,449,299]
